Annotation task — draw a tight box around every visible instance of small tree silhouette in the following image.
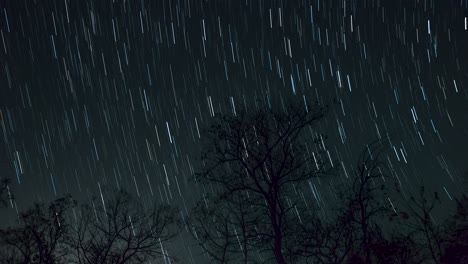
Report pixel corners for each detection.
[341,142,395,264]
[399,186,445,264]
[66,189,181,264]
[189,191,259,263]
[191,103,329,263]
[441,195,468,264]
[297,141,402,264]
[0,177,13,208]
[291,213,354,264]
[0,195,75,263]
[296,140,425,264]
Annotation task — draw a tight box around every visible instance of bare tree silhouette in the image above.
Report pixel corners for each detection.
[1,104,466,264]
[295,140,428,264]
[190,103,330,263]
[398,186,445,264]
[296,141,400,264]
[189,191,259,264]
[340,142,395,264]
[0,195,75,264]
[66,189,181,264]
[290,212,354,264]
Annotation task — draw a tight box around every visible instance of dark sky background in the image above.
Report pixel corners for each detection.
[0,0,467,261]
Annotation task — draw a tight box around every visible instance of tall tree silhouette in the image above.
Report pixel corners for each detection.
[66,189,181,264]
[191,103,330,263]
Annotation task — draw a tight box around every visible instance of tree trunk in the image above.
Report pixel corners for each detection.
[274,235,286,264]
[271,213,286,263]
[271,196,286,264]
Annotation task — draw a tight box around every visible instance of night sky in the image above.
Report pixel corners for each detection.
[0,0,467,261]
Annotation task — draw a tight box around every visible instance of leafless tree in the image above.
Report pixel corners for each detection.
[289,212,354,264]
[188,191,261,264]
[290,140,401,264]
[66,189,181,264]
[295,139,427,264]
[192,103,330,263]
[398,186,445,264]
[0,195,74,264]
[341,141,395,264]
[338,141,438,264]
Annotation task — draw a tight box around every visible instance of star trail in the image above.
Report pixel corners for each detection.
[0,0,467,262]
